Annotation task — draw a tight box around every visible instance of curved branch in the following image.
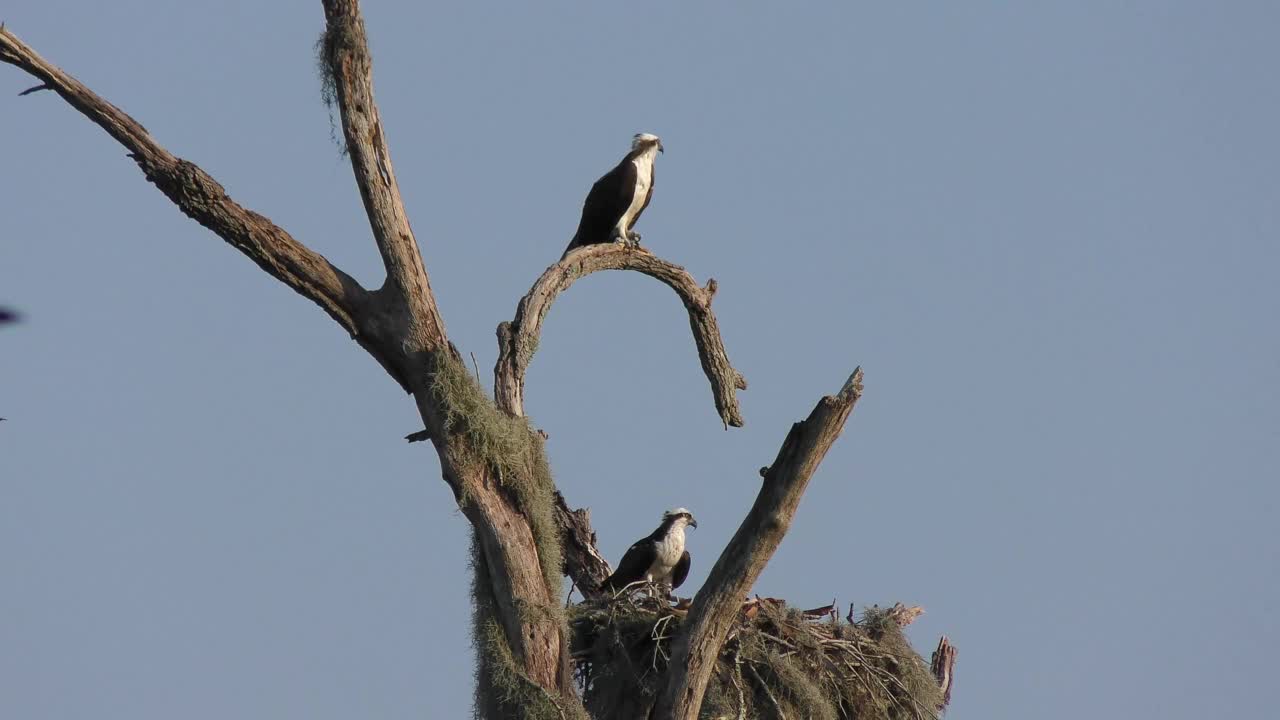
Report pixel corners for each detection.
[653,368,865,720]
[0,24,416,387]
[319,0,446,348]
[495,244,748,428]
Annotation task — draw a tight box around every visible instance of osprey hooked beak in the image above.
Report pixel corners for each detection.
[632,132,663,154]
[665,507,696,528]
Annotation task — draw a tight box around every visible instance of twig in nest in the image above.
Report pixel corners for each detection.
[744,660,788,720]
[731,641,747,720]
[650,613,677,670]
[887,602,925,627]
[469,351,482,384]
[757,631,797,651]
[610,579,650,601]
[802,600,837,619]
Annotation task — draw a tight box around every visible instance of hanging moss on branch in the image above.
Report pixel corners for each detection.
[471,535,586,720]
[314,16,367,153]
[570,596,945,720]
[432,352,563,595]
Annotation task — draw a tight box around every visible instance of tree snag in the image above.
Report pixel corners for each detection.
[3,6,956,717]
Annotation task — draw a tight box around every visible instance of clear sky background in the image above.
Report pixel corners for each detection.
[2,2,1277,718]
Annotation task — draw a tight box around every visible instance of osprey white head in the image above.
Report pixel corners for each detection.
[632,132,664,153]
[663,507,697,528]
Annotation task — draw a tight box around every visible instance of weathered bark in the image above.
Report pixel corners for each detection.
[1,8,570,710]
[495,244,748,428]
[4,11,946,718]
[931,636,958,709]
[317,1,446,350]
[555,492,612,599]
[0,24,407,384]
[653,369,865,720]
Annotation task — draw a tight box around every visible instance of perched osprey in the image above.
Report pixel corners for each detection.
[603,507,696,597]
[563,133,664,256]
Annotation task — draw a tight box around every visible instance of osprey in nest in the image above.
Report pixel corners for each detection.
[603,507,696,598]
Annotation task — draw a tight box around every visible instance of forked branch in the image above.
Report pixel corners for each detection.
[0,24,415,387]
[319,0,446,348]
[653,368,865,720]
[495,244,748,428]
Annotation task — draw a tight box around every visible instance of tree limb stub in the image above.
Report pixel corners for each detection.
[319,0,446,350]
[653,368,865,720]
[495,244,748,428]
[931,635,958,710]
[553,491,612,598]
[0,24,416,390]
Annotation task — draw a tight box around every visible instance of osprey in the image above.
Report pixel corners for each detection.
[563,133,664,256]
[603,507,696,597]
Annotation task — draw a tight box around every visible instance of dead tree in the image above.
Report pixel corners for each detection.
[2,5,953,718]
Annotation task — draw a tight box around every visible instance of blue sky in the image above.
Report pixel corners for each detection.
[2,2,1277,718]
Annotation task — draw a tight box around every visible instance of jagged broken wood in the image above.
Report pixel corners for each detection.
[494,243,748,428]
[554,491,612,598]
[931,636,958,709]
[653,368,865,720]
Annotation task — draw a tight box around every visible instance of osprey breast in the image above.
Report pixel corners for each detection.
[646,525,685,581]
[616,153,656,235]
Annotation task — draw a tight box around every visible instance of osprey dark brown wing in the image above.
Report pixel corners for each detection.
[670,550,691,590]
[566,158,636,253]
[562,133,662,256]
[602,538,656,593]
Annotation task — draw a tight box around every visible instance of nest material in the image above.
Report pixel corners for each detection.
[570,596,944,720]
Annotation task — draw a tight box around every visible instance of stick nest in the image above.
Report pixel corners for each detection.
[569,595,944,720]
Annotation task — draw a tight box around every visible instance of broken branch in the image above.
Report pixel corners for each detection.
[653,368,865,720]
[931,636,958,710]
